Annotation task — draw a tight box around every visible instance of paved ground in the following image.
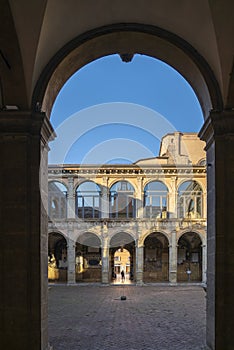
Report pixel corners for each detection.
[48,284,206,350]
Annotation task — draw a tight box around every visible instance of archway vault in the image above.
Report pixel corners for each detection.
[32,23,223,119]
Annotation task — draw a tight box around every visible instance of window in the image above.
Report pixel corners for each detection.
[178,181,203,218]
[48,181,67,219]
[144,181,168,218]
[109,181,135,218]
[76,181,101,219]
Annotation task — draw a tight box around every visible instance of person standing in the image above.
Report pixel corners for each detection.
[121,270,125,282]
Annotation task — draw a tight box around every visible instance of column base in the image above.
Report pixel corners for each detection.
[136,281,144,286]
[102,272,109,284]
[67,281,76,285]
[169,271,177,284]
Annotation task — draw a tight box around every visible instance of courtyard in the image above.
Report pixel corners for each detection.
[48,285,206,350]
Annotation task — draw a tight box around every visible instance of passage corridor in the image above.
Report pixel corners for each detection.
[49,285,206,350]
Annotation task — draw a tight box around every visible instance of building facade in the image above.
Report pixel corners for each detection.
[48,132,207,285]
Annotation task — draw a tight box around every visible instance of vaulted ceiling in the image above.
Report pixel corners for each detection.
[1,0,233,114]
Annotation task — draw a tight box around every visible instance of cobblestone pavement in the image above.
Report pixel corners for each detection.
[48,284,206,350]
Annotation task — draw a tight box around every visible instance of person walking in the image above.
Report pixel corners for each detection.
[121,269,125,282]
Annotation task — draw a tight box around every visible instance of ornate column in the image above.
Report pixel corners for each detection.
[0,111,54,349]
[199,110,234,350]
[169,230,177,283]
[101,239,109,284]
[101,176,109,218]
[67,231,76,284]
[67,176,75,219]
[136,243,144,285]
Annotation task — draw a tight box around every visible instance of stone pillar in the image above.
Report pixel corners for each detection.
[169,176,177,218]
[202,243,207,284]
[67,176,75,219]
[67,236,76,284]
[203,190,207,219]
[101,176,109,218]
[169,230,177,283]
[199,110,234,350]
[0,111,54,349]
[136,176,143,218]
[136,245,144,285]
[101,244,109,284]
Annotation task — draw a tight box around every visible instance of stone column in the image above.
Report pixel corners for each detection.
[101,243,109,284]
[136,176,143,218]
[169,176,177,218]
[169,231,177,283]
[199,110,234,350]
[67,236,76,284]
[136,244,144,285]
[101,176,109,218]
[203,190,207,219]
[202,243,207,284]
[0,111,54,349]
[67,176,75,219]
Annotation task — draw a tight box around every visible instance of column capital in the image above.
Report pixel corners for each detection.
[0,110,55,145]
[199,109,234,148]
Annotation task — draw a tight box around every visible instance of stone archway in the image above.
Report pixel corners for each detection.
[177,232,202,282]
[31,23,228,350]
[76,232,102,282]
[109,232,135,283]
[33,24,222,120]
[48,232,68,282]
[143,232,169,282]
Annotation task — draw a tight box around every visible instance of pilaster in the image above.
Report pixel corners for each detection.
[101,176,109,218]
[0,111,54,349]
[169,176,177,218]
[67,176,75,219]
[101,242,109,284]
[202,244,207,284]
[136,176,143,218]
[169,230,177,283]
[136,244,144,285]
[199,109,234,350]
[67,234,76,284]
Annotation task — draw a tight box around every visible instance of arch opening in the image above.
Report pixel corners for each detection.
[33,25,223,119]
[110,181,135,219]
[143,232,169,282]
[76,233,102,282]
[48,181,67,220]
[48,232,68,283]
[177,232,202,282]
[110,232,135,284]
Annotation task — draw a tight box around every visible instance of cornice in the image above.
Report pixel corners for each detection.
[199,109,234,148]
[0,110,55,144]
[48,166,206,176]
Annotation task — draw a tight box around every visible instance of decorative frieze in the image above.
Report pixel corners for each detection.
[48,166,206,176]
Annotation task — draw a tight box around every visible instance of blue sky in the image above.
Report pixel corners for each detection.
[49,54,203,164]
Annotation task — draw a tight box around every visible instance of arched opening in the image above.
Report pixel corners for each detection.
[48,232,68,282]
[177,232,202,282]
[177,180,203,219]
[34,23,216,350]
[110,232,135,283]
[143,232,169,282]
[112,248,131,283]
[76,232,102,282]
[48,181,67,220]
[34,25,222,119]
[144,181,168,218]
[76,181,101,219]
[109,181,135,219]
